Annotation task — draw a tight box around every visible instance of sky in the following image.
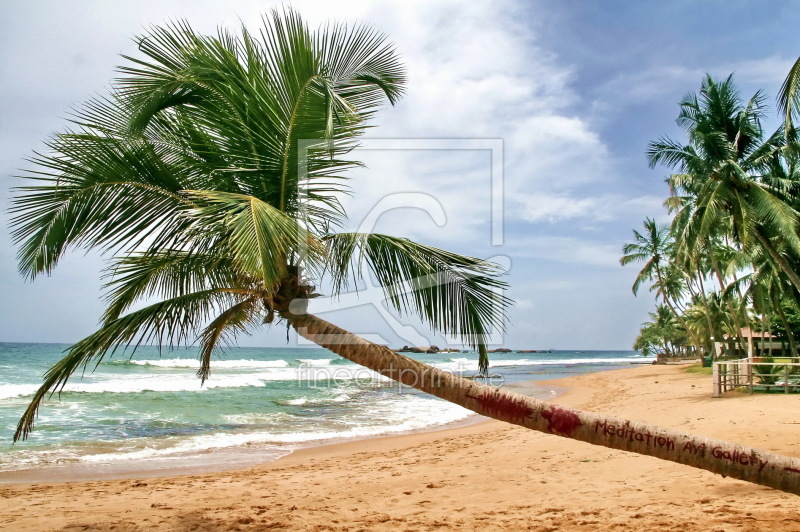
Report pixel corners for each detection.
[1,0,799,351]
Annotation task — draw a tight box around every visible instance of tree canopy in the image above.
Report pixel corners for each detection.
[624,65,800,361]
[11,9,510,440]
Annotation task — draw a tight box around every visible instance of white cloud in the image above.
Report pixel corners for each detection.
[509,235,621,268]
[597,55,796,110]
[603,65,705,103]
[715,55,796,87]
[516,193,663,224]
[314,0,618,248]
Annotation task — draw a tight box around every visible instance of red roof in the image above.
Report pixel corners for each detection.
[738,327,776,339]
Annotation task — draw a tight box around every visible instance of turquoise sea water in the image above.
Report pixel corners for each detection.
[0,343,652,479]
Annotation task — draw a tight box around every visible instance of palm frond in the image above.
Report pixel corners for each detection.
[14,288,237,441]
[778,57,800,128]
[647,137,692,170]
[102,250,242,323]
[747,185,800,255]
[182,190,325,285]
[197,297,262,382]
[11,132,193,279]
[324,233,510,373]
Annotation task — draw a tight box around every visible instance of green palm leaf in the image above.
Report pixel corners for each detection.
[197,298,262,382]
[101,250,242,323]
[323,233,510,372]
[778,57,800,130]
[182,190,325,286]
[14,288,240,441]
[11,132,194,279]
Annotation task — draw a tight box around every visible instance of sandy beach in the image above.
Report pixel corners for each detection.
[3,363,800,531]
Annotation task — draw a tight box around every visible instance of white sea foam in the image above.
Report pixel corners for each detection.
[433,356,655,372]
[0,355,653,400]
[296,358,337,367]
[276,392,352,407]
[0,360,653,401]
[0,368,391,399]
[0,384,41,400]
[221,412,300,425]
[126,358,290,369]
[76,395,471,463]
[1,394,473,470]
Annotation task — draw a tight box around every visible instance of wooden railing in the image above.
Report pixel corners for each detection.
[713,358,800,397]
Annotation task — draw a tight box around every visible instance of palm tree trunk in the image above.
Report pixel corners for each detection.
[654,264,691,336]
[754,229,800,294]
[710,255,747,358]
[681,277,708,354]
[782,294,800,362]
[733,275,753,358]
[724,237,750,356]
[767,319,774,358]
[696,273,716,356]
[775,301,794,358]
[283,310,800,495]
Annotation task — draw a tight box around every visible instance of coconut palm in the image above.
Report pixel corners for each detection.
[727,246,800,358]
[621,218,690,331]
[11,9,508,432]
[649,74,800,293]
[621,218,673,295]
[633,305,687,358]
[11,12,800,494]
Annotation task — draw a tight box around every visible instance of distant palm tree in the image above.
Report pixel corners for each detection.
[621,218,690,333]
[11,12,800,494]
[728,250,800,358]
[633,305,687,358]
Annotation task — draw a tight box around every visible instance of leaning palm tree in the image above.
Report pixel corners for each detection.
[11,12,800,494]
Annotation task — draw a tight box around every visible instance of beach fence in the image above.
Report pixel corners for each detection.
[713,357,800,397]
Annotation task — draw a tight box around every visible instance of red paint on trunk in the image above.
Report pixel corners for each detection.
[541,406,582,437]
[467,391,533,422]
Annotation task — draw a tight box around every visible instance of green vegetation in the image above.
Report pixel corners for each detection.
[623,60,800,362]
[683,363,713,376]
[753,356,784,385]
[12,12,800,493]
[10,10,509,440]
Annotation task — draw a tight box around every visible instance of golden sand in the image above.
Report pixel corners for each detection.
[3,363,800,531]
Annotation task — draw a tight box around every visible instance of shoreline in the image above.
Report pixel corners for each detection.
[0,378,562,485]
[0,412,492,485]
[4,363,800,531]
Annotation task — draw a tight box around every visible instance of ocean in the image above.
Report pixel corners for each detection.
[0,343,652,480]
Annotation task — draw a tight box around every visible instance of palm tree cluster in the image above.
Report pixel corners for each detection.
[623,60,800,361]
